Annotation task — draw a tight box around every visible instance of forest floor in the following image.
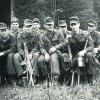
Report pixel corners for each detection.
[0,79,100,100]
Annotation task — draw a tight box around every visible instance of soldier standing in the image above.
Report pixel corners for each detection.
[11,17,21,35]
[10,17,22,50]
[38,17,64,83]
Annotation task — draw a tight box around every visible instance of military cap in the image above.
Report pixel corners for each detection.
[59,20,67,27]
[87,19,97,26]
[44,17,54,24]
[24,19,32,26]
[0,22,7,30]
[69,16,80,23]
[32,18,40,24]
[11,17,19,23]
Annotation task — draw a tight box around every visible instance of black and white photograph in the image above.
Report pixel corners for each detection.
[0,0,100,100]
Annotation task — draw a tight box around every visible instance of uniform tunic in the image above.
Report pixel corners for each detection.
[39,29,64,77]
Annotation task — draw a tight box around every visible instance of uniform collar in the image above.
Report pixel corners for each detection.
[72,29,83,37]
[0,34,9,42]
[90,31,96,35]
[32,29,41,36]
[45,29,55,35]
[23,31,34,38]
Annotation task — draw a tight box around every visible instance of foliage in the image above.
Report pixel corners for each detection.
[14,0,100,30]
[0,81,100,100]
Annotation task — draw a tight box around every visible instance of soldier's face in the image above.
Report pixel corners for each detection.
[88,24,96,32]
[23,25,32,33]
[44,22,54,31]
[59,25,67,33]
[11,22,19,30]
[0,28,9,37]
[32,23,40,30]
[70,22,80,32]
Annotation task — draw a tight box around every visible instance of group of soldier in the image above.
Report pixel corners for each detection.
[0,15,100,87]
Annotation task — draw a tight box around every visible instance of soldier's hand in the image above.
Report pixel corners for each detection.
[0,52,4,56]
[49,47,56,54]
[29,53,32,60]
[93,48,99,54]
[78,50,86,57]
[45,53,50,62]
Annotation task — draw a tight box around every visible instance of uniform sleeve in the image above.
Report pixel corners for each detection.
[17,33,25,58]
[3,35,16,55]
[39,35,48,55]
[32,35,39,53]
[96,33,100,47]
[85,34,94,52]
[55,30,65,49]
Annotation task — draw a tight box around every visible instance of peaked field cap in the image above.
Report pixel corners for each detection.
[87,19,97,26]
[11,17,19,23]
[69,16,79,22]
[24,19,32,26]
[0,22,7,29]
[32,18,40,24]
[44,17,54,24]
[59,20,67,26]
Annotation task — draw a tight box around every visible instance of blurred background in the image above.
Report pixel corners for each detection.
[0,0,10,26]
[1,0,100,30]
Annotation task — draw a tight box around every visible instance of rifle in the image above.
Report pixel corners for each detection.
[66,37,74,87]
[24,42,34,86]
[70,33,90,86]
[77,33,90,85]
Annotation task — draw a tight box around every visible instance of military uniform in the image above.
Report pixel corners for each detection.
[0,23,16,85]
[70,30,94,71]
[14,19,40,77]
[10,17,21,36]
[63,29,94,83]
[58,20,72,84]
[39,23,64,79]
[87,20,100,48]
[62,16,94,84]
[68,30,94,57]
[7,17,23,78]
[90,31,100,47]
[87,20,100,82]
[59,20,71,53]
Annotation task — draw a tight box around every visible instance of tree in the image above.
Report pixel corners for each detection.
[14,0,99,30]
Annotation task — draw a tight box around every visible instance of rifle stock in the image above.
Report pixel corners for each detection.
[24,42,34,86]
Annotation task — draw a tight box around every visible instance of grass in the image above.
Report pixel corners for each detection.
[0,79,100,100]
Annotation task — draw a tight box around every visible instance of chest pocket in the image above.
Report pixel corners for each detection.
[52,34,59,45]
[78,35,87,50]
[78,34,86,42]
[91,34,97,43]
[26,42,34,51]
[0,40,11,51]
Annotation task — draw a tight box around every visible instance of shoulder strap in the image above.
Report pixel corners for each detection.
[84,33,90,49]
[67,37,72,63]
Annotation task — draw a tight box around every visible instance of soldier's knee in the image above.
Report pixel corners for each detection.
[51,52,58,60]
[14,53,20,60]
[7,53,14,58]
[38,55,45,63]
[33,52,40,58]
[85,52,92,58]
